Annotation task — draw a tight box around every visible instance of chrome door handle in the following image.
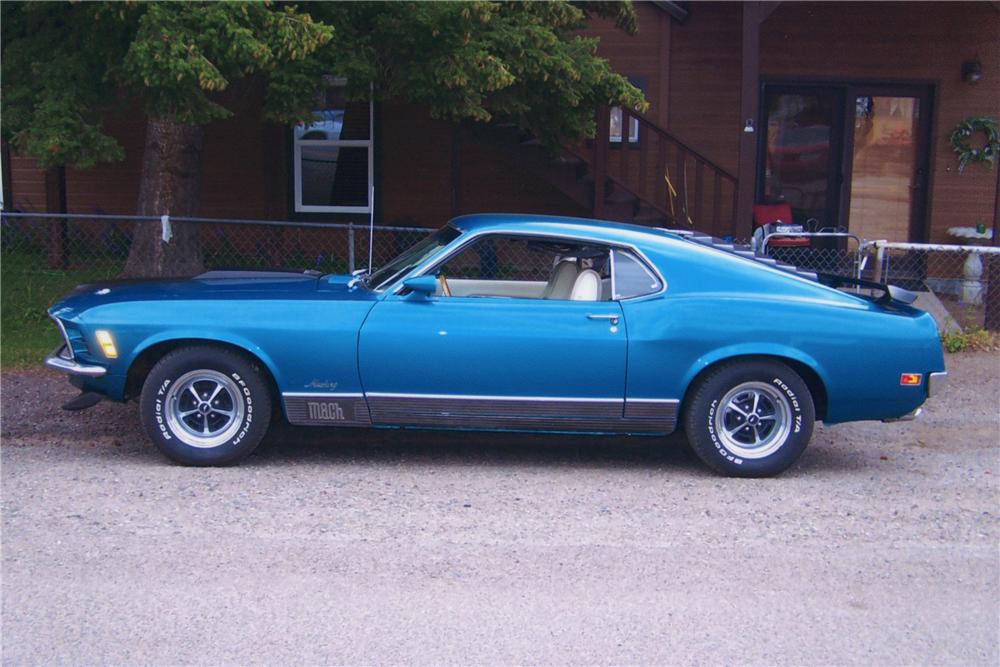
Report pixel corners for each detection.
[587,313,619,325]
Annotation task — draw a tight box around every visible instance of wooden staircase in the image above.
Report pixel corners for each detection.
[486,107,740,236]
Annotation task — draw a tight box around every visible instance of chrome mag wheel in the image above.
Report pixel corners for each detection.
[714,381,792,459]
[164,369,245,449]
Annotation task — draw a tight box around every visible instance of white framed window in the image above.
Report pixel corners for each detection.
[610,107,640,144]
[292,79,373,213]
[609,75,648,145]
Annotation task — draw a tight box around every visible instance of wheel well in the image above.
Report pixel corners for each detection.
[681,355,828,422]
[124,339,280,409]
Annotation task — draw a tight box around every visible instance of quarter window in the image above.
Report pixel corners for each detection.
[612,249,662,299]
[292,80,373,213]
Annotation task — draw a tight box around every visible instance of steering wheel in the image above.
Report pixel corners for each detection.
[437,273,452,297]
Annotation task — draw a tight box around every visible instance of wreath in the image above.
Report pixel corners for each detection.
[949,116,999,172]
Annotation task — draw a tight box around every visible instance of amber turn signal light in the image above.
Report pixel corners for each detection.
[899,373,922,386]
[95,330,118,359]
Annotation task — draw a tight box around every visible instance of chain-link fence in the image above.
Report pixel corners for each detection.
[865,241,1000,331]
[719,231,999,331]
[2,212,998,332]
[0,212,431,279]
[756,232,866,279]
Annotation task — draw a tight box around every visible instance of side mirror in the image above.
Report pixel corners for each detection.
[402,275,438,297]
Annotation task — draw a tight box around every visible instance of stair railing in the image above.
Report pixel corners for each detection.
[567,106,739,235]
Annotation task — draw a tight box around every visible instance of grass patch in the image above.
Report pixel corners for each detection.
[939,326,1000,353]
[1,251,123,369]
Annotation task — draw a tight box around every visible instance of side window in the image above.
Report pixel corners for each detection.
[434,235,612,301]
[613,249,662,299]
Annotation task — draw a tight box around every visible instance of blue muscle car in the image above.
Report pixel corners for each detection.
[45,214,946,476]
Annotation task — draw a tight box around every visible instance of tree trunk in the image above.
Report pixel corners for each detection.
[122,114,206,278]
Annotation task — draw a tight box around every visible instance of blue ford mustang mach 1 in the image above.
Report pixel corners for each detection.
[46,214,946,476]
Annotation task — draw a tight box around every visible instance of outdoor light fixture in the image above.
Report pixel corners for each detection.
[962,59,982,84]
[95,330,118,359]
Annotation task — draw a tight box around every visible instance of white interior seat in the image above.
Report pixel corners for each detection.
[570,269,602,301]
[542,261,578,300]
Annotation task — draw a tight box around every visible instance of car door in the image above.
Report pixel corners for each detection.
[357,233,629,431]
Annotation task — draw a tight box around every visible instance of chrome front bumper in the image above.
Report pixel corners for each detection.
[928,371,948,398]
[44,346,107,378]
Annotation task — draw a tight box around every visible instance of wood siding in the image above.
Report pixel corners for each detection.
[6,154,47,212]
[667,2,743,175]
[8,89,289,220]
[65,104,144,215]
[760,1,1000,243]
[5,2,997,244]
[584,2,671,126]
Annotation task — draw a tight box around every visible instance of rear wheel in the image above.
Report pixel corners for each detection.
[684,360,815,477]
[139,346,272,466]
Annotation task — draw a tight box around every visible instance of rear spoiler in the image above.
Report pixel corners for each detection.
[816,273,918,305]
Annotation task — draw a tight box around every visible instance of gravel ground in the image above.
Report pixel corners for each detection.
[2,352,998,666]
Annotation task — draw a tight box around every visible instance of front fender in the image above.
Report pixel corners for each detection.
[130,329,285,388]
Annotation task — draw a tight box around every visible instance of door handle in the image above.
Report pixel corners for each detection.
[587,313,620,325]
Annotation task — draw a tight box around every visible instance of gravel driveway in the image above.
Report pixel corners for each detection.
[2,352,998,665]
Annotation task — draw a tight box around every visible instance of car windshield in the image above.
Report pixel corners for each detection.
[366,225,461,290]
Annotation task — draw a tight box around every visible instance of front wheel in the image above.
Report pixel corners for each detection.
[683,360,815,477]
[139,346,272,466]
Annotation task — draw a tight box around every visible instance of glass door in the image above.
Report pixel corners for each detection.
[759,82,933,242]
[761,86,846,230]
[844,87,932,242]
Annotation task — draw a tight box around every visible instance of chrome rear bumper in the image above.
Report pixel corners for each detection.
[883,407,922,423]
[44,346,107,378]
[928,371,948,398]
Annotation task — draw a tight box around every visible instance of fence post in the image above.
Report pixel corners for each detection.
[872,242,886,283]
[347,222,355,273]
[985,253,1000,331]
[44,167,68,269]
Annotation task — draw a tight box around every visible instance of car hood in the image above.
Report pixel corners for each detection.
[50,270,375,318]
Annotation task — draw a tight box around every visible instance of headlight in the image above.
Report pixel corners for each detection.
[95,330,118,359]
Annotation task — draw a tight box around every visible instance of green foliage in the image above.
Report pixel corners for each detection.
[268,1,646,147]
[0,2,133,168]
[120,2,333,124]
[2,1,332,168]
[939,326,1000,353]
[3,1,645,170]
[948,116,999,172]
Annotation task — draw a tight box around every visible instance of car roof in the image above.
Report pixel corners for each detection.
[447,213,833,290]
[448,213,681,248]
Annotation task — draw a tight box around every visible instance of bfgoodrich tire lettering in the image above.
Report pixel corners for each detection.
[683,360,815,477]
[140,346,272,466]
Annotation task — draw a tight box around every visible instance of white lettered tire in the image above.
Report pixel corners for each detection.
[139,346,272,466]
[683,359,815,477]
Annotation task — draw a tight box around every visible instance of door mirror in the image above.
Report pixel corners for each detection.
[402,275,438,297]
